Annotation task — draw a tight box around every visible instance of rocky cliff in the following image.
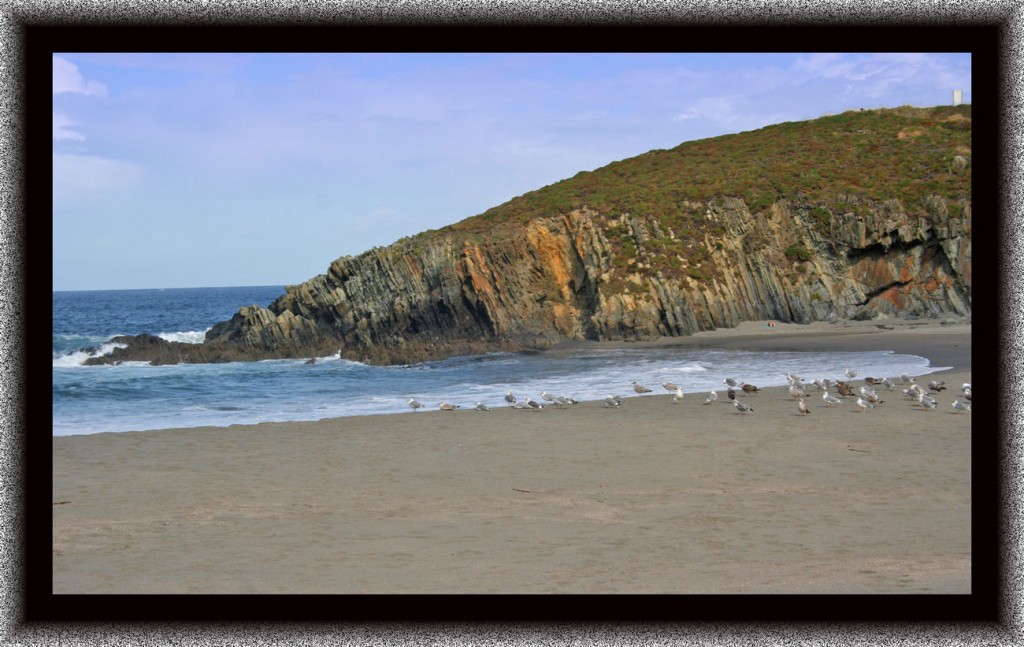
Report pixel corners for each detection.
[90,105,972,366]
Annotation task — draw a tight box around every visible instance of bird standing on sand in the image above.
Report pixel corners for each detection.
[918,393,937,411]
[798,399,810,415]
[438,401,460,411]
[540,391,557,403]
[741,383,760,395]
[836,382,855,397]
[951,399,971,413]
[632,381,652,394]
[727,389,736,400]
[723,378,739,388]
[408,398,424,412]
[822,392,842,408]
[474,402,490,411]
[789,385,807,399]
[604,395,623,408]
[703,391,718,405]
[663,382,680,391]
[928,380,947,392]
[733,400,753,414]
[881,377,895,390]
[855,397,873,413]
[844,368,858,379]
[505,391,517,406]
[525,397,544,410]
[673,387,685,403]
[555,395,578,406]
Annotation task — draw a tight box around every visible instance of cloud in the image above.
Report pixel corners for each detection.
[53,111,84,140]
[53,56,106,96]
[53,153,142,200]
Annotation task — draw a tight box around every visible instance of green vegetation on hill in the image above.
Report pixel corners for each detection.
[438,104,971,242]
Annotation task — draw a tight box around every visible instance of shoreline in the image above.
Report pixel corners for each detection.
[53,320,972,594]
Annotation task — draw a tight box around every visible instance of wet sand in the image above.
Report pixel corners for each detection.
[52,320,972,594]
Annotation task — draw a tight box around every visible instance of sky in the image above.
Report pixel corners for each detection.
[52,52,972,291]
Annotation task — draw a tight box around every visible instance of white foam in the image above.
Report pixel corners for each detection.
[52,341,128,367]
[157,330,208,344]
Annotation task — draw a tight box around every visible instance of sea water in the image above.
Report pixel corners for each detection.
[52,285,950,436]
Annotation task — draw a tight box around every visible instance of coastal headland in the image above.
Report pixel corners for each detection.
[53,320,972,595]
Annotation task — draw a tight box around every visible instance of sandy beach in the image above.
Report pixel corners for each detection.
[52,319,972,595]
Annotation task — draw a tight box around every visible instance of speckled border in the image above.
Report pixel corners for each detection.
[2,3,1018,645]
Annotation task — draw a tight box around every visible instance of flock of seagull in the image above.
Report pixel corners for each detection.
[406,368,972,416]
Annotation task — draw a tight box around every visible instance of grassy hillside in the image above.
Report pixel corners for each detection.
[439,104,971,242]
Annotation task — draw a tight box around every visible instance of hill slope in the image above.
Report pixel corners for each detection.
[94,105,972,366]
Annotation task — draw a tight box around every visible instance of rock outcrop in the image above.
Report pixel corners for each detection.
[89,106,972,366]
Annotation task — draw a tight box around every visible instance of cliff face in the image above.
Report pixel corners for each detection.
[196,194,969,365]
[91,106,972,366]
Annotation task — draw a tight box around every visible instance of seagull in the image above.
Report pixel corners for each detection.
[733,400,753,414]
[798,399,811,415]
[918,393,937,411]
[836,382,855,397]
[810,380,828,391]
[741,383,760,395]
[663,382,680,391]
[505,391,517,406]
[963,388,972,402]
[951,399,971,413]
[438,401,460,411]
[604,395,623,408]
[474,402,490,411]
[632,381,652,394]
[407,398,424,412]
[673,387,685,403]
[540,391,557,403]
[881,378,895,390]
[859,386,878,398]
[723,378,740,388]
[789,385,807,398]
[864,377,881,385]
[525,397,544,410]
[900,373,915,384]
[703,391,718,405]
[961,383,972,393]
[855,397,873,413]
[511,400,528,410]
[727,389,736,400]
[928,380,947,392]
[785,372,803,384]
[844,368,858,379]
[903,384,925,399]
[555,396,578,406]
[822,392,842,408]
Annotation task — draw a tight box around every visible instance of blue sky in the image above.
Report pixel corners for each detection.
[52,52,972,291]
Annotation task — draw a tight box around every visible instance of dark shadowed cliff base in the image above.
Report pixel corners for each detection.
[53,322,972,595]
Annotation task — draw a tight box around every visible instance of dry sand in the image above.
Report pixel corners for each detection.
[52,319,972,594]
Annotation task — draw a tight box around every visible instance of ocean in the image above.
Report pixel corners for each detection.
[52,285,950,436]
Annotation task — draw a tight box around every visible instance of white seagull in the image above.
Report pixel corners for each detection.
[438,401,460,411]
[408,398,424,412]
[855,397,873,413]
[703,390,718,405]
[474,402,490,411]
[733,400,753,414]
[822,392,842,408]
[632,381,652,394]
[505,391,517,406]
[918,393,937,411]
[673,387,685,403]
[540,391,557,404]
[951,399,972,413]
[604,395,623,408]
[844,368,858,379]
[555,395,578,406]
[525,397,544,410]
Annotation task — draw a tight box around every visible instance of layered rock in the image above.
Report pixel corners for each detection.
[91,194,970,367]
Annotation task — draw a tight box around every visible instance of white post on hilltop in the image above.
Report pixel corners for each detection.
[953,89,963,106]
